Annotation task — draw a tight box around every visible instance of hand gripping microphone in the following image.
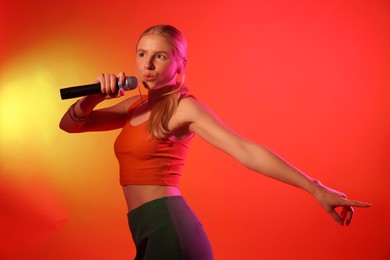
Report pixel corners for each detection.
[60,76,138,100]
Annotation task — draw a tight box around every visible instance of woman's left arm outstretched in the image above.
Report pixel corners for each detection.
[178,97,371,226]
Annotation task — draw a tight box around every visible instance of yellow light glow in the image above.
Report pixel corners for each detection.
[0,38,91,181]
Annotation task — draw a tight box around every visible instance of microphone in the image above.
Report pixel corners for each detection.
[60,76,138,100]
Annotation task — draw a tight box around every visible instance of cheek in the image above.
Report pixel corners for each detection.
[166,65,177,75]
[164,61,179,75]
[135,61,143,76]
[161,66,178,81]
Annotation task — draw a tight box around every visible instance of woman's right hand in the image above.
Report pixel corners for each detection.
[96,72,127,99]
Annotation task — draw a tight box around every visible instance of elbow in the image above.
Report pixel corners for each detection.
[59,120,80,134]
[59,122,73,133]
[59,111,85,133]
[59,121,66,132]
[230,139,253,166]
[233,140,261,170]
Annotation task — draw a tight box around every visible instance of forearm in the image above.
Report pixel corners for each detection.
[240,141,318,195]
[59,94,105,133]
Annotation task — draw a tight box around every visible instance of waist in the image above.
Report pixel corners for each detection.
[122,184,181,212]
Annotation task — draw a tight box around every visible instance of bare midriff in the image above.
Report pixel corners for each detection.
[122,185,182,212]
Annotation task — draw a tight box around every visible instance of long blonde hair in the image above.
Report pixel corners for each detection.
[138,25,189,139]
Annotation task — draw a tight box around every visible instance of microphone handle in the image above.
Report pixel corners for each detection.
[60,83,101,100]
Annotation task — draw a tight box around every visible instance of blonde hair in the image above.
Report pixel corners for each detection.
[138,25,189,139]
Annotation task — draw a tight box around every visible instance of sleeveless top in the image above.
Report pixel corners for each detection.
[114,95,194,188]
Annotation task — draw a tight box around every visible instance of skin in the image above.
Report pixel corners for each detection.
[60,34,370,226]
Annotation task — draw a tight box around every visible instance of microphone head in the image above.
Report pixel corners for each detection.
[123,76,138,90]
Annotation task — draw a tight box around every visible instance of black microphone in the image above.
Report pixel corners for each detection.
[60,76,138,100]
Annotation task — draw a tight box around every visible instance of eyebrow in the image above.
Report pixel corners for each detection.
[136,49,170,55]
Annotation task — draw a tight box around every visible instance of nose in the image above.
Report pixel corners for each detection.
[144,57,155,70]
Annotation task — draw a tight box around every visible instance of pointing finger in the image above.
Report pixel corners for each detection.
[341,199,371,208]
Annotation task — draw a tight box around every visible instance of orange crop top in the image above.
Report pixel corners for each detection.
[114,95,194,188]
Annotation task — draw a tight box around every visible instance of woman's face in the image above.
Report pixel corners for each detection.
[136,34,179,90]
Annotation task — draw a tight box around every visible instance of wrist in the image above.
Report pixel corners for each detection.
[69,94,104,122]
[68,102,88,122]
[306,179,324,197]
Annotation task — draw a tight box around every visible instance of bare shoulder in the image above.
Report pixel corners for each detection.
[177,95,243,155]
[177,96,209,120]
[177,96,209,116]
[175,96,221,132]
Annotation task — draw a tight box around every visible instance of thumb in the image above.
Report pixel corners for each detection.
[117,88,126,97]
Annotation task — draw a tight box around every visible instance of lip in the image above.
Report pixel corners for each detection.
[143,75,157,81]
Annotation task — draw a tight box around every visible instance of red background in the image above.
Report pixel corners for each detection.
[1,0,389,259]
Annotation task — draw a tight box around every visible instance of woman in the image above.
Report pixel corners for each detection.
[60,25,370,259]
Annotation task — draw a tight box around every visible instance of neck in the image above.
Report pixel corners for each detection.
[147,84,179,104]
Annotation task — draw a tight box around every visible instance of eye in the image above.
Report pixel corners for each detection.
[138,52,146,58]
[156,54,167,60]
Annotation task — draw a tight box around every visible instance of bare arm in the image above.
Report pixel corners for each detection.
[59,73,136,133]
[179,98,370,225]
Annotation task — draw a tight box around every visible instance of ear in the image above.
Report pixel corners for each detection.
[177,58,187,74]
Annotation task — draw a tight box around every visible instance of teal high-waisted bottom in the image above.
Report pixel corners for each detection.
[127,196,213,260]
